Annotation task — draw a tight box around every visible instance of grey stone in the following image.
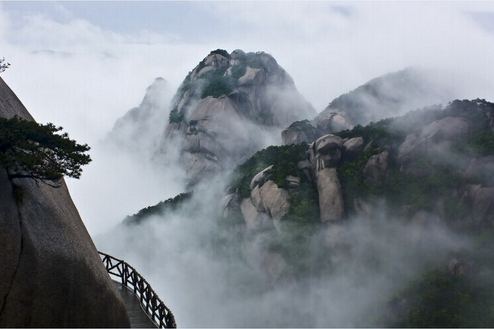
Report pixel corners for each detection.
[343,137,364,153]
[315,112,351,134]
[0,77,130,327]
[465,184,494,226]
[219,194,237,218]
[259,180,290,233]
[281,127,304,145]
[398,117,469,169]
[316,168,344,222]
[363,151,389,185]
[240,197,264,229]
[250,165,274,190]
[286,175,300,188]
[315,134,343,154]
[466,156,494,178]
[259,180,290,221]
[261,253,286,282]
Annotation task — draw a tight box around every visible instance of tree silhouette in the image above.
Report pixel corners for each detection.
[0,57,10,73]
[0,116,91,187]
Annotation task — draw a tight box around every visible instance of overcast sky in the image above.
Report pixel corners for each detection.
[1,1,494,235]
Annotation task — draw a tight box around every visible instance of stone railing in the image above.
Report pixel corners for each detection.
[99,251,176,328]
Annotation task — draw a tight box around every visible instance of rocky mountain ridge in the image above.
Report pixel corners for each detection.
[282,67,456,145]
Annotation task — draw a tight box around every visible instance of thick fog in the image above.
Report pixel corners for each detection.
[95,178,470,327]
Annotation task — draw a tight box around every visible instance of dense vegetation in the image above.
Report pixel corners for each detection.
[123,192,192,225]
[382,229,494,327]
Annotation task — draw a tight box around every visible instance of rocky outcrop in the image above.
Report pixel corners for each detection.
[308,134,343,172]
[463,184,494,226]
[397,116,469,173]
[281,120,320,145]
[315,111,351,135]
[363,151,389,185]
[286,175,300,188]
[258,180,290,232]
[163,49,316,187]
[0,77,130,327]
[466,156,494,179]
[240,197,267,229]
[250,165,273,190]
[316,168,345,223]
[235,163,292,233]
[261,252,286,282]
[343,137,364,154]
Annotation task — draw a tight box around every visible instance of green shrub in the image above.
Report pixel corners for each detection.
[200,67,236,99]
[168,107,184,123]
[209,49,230,59]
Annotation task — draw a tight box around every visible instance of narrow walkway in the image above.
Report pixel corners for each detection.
[114,282,157,328]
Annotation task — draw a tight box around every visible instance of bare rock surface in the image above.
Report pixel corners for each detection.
[261,252,286,282]
[398,117,469,169]
[250,165,274,190]
[0,77,129,327]
[343,137,364,153]
[363,151,389,185]
[240,197,265,229]
[259,180,290,232]
[464,184,494,226]
[316,168,345,223]
[315,112,351,134]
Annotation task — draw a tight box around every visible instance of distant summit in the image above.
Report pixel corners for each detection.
[163,49,316,187]
[106,77,172,155]
[316,67,454,129]
[283,67,457,145]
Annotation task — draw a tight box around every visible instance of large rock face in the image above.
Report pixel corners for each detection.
[397,116,469,173]
[164,49,316,187]
[316,168,345,223]
[0,77,130,327]
[464,184,494,226]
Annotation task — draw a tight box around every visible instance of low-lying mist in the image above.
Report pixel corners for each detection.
[94,177,470,327]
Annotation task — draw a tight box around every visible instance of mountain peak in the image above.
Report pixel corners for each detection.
[163,49,316,187]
